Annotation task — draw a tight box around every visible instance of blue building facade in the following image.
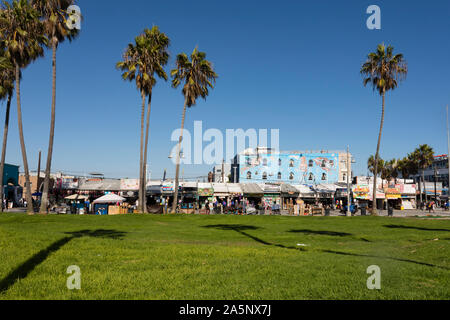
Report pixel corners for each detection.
[238,152,340,185]
[3,164,19,186]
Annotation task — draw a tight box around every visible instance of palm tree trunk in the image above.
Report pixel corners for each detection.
[40,38,57,214]
[138,90,146,213]
[142,92,153,214]
[422,170,427,205]
[372,90,386,216]
[15,64,33,214]
[172,99,188,213]
[0,92,12,213]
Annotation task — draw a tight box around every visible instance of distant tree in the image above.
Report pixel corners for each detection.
[397,155,418,181]
[368,155,384,176]
[410,144,434,206]
[361,44,408,215]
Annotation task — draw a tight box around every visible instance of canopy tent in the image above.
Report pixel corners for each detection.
[65,194,89,201]
[93,194,126,204]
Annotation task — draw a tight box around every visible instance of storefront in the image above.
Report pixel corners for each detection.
[180,182,197,214]
[241,183,263,214]
[261,184,281,213]
[281,184,300,212]
[384,187,402,209]
[198,183,214,212]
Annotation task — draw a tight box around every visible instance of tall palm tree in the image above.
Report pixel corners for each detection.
[0,0,46,214]
[410,144,434,207]
[117,27,170,213]
[31,0,79,214]
[361,44,408,215]
[171,47,218,213]
[140,27,169,213]
[0,49,17,212]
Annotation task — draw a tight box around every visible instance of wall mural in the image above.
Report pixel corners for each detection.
[239,153,340,185]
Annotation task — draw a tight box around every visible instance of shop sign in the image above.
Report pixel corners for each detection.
[198,188,214,197]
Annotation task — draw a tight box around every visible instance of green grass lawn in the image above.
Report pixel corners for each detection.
[0,213,449,300]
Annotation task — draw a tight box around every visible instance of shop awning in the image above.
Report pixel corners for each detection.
[260,183,281,194]
[227,184,243,195]
[293,185,316,198]
[182,182,198,189]
[241,183,263,196]
[65,194,89,201]
[281,184,299,196]
[212,183,229,196]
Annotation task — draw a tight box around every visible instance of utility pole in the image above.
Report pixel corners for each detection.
[434,165,438,202]
[447,105,450,193]
[346,146,352,217]
[222,160,225,183]
[37,150,41,193]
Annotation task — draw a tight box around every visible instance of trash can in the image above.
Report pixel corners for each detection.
[361,207,367,216]
[388,206,394,217]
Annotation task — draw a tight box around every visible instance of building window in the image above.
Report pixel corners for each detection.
[278,172,282,180]
[309,160,314,167]
[289,159,295,167]
[263,158,268,166]
[321,160,326,168]
[255,171,259,176]
[262,172,268,180]
[247,172,252,179]
[322,173,327,181]
[330,160,335,167]
[343,173,347,181]
[289,173,294,180]
[279,159,282,167]
[309,173,314,181]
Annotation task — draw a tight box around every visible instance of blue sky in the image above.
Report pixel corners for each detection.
[2,0,450,180]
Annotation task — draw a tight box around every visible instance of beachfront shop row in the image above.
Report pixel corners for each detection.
[147,182,348,212]
[352,184,419,210]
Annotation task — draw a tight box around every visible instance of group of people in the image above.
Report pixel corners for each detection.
[204,199,243,215]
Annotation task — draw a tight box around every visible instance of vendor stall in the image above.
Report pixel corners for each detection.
[93,194,126,215]
[241,183,263,214]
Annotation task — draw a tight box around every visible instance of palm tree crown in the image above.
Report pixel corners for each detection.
[0,50,15,100]
[361,43,408,94]
[31,0,79,46]
[117,26,170,95]
[411,144,434,171]
[0,0,47,68]
[171,47,218,107]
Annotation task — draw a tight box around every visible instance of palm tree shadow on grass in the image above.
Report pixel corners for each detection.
[288,229,371,242]
[384,225,450,232]
[203,224,306,252]
[203,224,448,270]
[0,229,127,295]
